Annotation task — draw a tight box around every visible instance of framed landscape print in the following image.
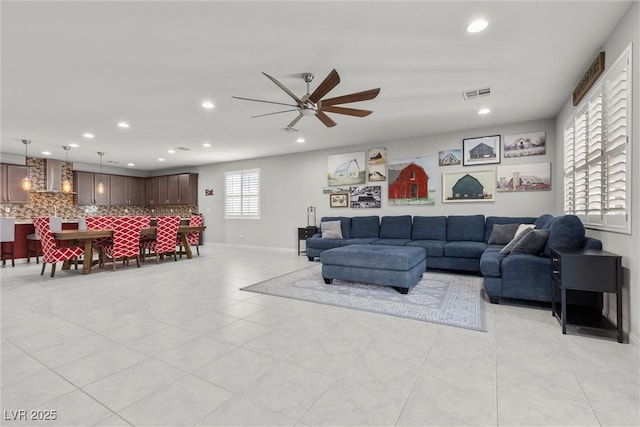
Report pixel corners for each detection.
[442,170,496,203]
[497,162,551,192]
[367,147,387,182]
[462,135,501,166]
[329,193,348,208]
[503,131,546,158]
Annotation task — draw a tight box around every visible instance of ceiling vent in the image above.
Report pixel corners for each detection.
[107,160,120,164]
[176,147,190,151]
[282,127,299,133]
[462,86,492,101]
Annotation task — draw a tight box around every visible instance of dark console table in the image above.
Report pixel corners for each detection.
[297,226,318,256]
[551,248,623,343]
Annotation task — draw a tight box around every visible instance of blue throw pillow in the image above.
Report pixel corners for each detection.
[499,228,533,255]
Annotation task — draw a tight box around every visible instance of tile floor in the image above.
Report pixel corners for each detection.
[1,244,639,426]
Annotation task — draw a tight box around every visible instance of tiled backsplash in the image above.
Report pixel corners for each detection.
[1,158,198,220]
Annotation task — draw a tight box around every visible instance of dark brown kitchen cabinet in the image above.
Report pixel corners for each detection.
[177,173,198,205]
[74,171,110,205]
[167,175,180,204]
[127,177,145,206]
[110,175,127,205]
[108,175,144,206]
[156,176,168,205]
[1,163,30,203]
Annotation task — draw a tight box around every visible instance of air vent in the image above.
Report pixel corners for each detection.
[462,86,492,101]
[176,147,190,151]
[107,160,120,164]
[282,127,299,133]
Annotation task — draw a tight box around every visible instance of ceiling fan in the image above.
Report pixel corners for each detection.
[232,69,380,129]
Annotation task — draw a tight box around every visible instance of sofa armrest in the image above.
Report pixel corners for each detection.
[582,237,603,250]
[500,254,552,301]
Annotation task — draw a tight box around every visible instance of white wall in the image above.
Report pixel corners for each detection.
[555,2,639,341]
[195,117,556,251]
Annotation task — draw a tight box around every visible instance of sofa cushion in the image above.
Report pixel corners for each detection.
[319,216,352,239]
[484,216,538,242]
[306,237,342,250]
[447,215,485,242]
[372,238,412,246]
[444,241,487,259]
[379,215,412,239]
[487,223,519,245]
[534,214,554,229]
[340,238,379,246]
[406,240,446,257]
[320,220,343,239]
[412,216,446,241]
[543,215,585,257]
[510,229,550,255]
[350,216,380,238]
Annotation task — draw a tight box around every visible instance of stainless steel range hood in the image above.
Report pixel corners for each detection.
[33,159,72,193]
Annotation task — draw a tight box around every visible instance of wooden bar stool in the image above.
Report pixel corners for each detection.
[1,218,16,267]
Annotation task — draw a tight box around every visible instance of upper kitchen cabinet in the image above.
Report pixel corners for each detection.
[109,175,144,206]
[1,163,30,204]
[177,173,198,205]
[74,171,110,205]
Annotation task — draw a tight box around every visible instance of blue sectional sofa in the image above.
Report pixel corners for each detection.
[306,214,602,304]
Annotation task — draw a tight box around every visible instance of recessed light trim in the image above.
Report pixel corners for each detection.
[478,108,491,115]
[167,150,175,154]
[202,142,211,147]
[158,158,165,162]
[467,19,488,33]
[201,101,215,109]
[297,138,305,143]
[127,163,135,167]
[83,133,94,139]
[117,122,130,128]
[69,143,80,148]
[42,151,52,155]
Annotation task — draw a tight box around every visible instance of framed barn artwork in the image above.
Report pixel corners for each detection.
[442,170,496,203]
[367,147,387,182]
[387,157,437,205]
[327,152,366,186]
[462,135,501,166]
[503,131,546,158]
[497,162,551,192]
[350,186,381,208]
[438,149,462,166]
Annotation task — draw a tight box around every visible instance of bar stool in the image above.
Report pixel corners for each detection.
[27,217,63,264]
[0,218,16,267]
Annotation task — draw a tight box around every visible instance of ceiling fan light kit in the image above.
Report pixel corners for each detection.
[233,69,380,129]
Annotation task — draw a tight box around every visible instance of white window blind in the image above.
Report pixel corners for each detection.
[563,45,632,234]
[225,169,260,219]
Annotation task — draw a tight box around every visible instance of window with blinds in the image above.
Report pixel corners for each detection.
[563,45,631,234]
[225,169,260,219]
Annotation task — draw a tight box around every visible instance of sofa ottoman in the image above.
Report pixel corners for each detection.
[319,244,426,294]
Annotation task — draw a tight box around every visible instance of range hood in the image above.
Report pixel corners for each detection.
[33,159,74,193]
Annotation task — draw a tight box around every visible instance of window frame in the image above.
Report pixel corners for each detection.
[224,168,261,220]
[563,45,632,234]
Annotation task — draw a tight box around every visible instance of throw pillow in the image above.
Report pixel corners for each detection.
[510,229,551,255]
[487,223,520,245]
[499,228,533,255]
[515,223,536,238]
[321,220,343,239]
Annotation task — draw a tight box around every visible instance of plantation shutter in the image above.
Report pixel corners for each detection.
[225,169,261,219]
[563,123,575,214]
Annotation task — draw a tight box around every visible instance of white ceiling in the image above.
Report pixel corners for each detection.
[1,1,632,171]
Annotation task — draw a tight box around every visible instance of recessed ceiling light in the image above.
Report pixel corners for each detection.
[467,19,488,33]
[478,108,491,115]
[83,133,94,138]
[69,143,80,148]
[167,149,175,154]
[127,163,135,167]
[202,142,211,147]
[158,158,165,162]
[42,151,52,155]
[117,122,130,128]
[297,138,305,143]
[201,101,215,109]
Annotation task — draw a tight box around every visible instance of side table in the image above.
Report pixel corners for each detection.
[297,226,318,256]
[550,247,623,343]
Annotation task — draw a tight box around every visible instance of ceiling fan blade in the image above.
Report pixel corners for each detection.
[232,96,298,108]
[308,69,340,103]
[321,88,381,107]
[251,109,299,118]
[321,105,373,117]
[262,72,304,106]
[287,114,304,128]
[316,111,337,128]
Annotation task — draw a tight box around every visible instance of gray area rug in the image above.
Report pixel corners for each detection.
[242,264,485,331]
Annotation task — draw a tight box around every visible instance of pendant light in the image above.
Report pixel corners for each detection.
[21,139,32,191]
[96,152,105,194]
[62,146,72,193]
